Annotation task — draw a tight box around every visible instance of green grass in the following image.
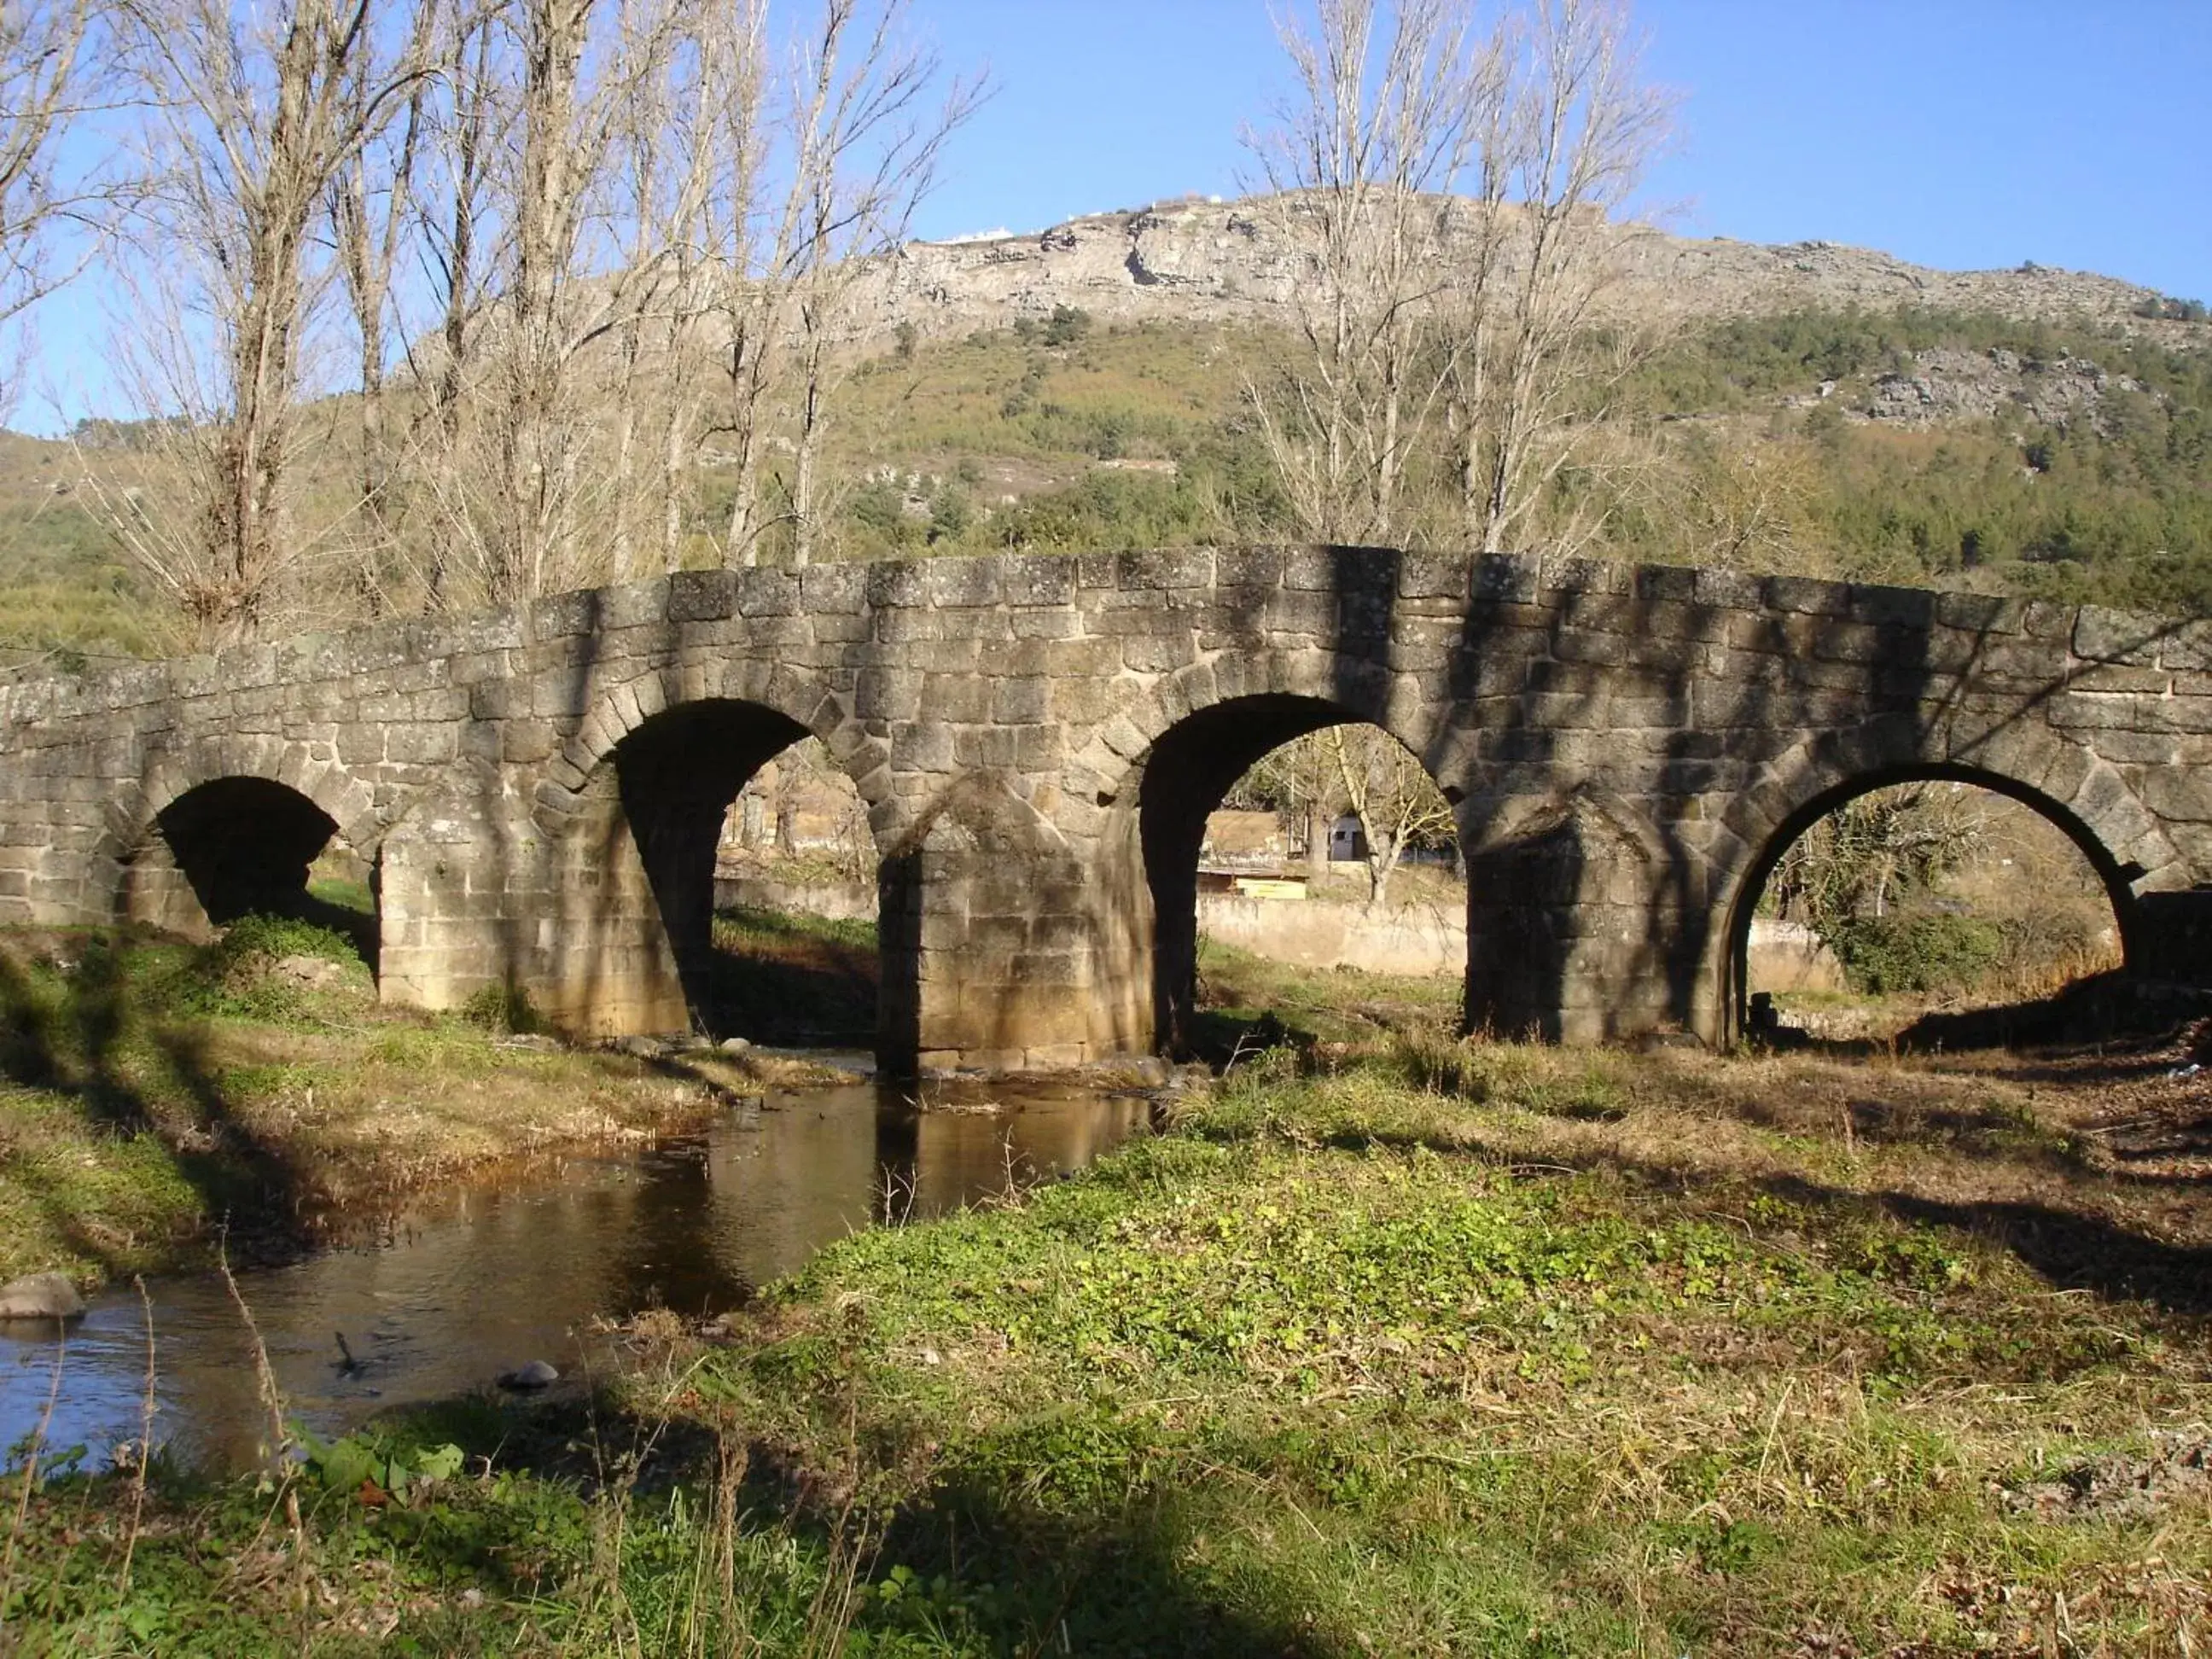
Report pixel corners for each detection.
[306,876,375,917]
[0,923,741,1285]
[1188,936,1464,1060]
[9,1016,2206,1654]
[697,905,879,1044]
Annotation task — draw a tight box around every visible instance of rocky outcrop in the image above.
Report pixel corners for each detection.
[1862,346,2157,435]
[840,193,2192,352]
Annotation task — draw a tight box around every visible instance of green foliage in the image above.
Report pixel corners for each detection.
[1010,306,1094,349]
[457,981,544,1035]
[173,914,369,1022]
[1040,304,1092,346]
[926,480,971,544]
[208,913,363,971]
[300,1429,466,1499]
[2133,294,2209,324]
[1830,911,2005,994]
[1614,306,2212,608]
[847,475,912,547]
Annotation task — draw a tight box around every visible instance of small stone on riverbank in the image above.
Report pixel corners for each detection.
[0,1272,86,1321]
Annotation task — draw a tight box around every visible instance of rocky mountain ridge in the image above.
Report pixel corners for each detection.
[853,192,2196,349]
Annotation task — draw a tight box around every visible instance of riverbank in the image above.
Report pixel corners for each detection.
[0,920,847,1289]
[9,1010,2209,1653]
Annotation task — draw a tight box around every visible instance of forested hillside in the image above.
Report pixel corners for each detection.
[5,297,2208,670]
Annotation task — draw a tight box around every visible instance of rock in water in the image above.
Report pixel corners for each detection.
[498,1359,560,1390]
[0,1272,86,1321]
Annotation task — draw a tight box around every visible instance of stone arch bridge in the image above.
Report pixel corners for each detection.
[4,548,2209,1073]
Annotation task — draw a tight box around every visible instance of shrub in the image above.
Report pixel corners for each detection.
[1041,304,1091,346]
[1831,912,2004,995]
[210,913,364,971]
[459,981,545,1036]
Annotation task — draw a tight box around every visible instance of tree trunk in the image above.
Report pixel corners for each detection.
[1365,826,1396,909]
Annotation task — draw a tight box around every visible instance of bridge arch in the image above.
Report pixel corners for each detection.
[1713,720,2183,1039]
[1064,653,1461,1057]
[123,737,383,860]
[536,660,891,840]
[117,751,385,968]
[1058,649,1441,835]
[530,662,892,1038]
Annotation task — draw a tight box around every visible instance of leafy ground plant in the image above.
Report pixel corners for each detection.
[10,1004,2209,1655]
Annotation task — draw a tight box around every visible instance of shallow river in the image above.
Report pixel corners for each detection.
[0,1074,1155,1473]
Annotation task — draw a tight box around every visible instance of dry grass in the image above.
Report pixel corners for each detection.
[6,938,2211,1651]
[0,925,809,1286]
[657,1026,2212,1653]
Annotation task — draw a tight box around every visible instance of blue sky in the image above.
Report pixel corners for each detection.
[25,0,2212,435]
[914,0,2209,291]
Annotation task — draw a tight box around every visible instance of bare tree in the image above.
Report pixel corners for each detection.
[1245,0,1669,552]
[329,0,437,614]
[696,0,979,567]
[100,0,426,646]
[473,0,605,604]
[417,0,715,608]
[1237,723,1456,905]
[1243,0,1493,544]
[0,0,98,419]
[84,0,978,637]
[1772,783,1991,936]
[1663,427,1819,573]
[401,0,504,608]
[1445,0,1670,553]
[606,0,723,577]
[1317,723,1455,905]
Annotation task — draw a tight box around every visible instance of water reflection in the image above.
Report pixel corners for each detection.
[0,1079,1154,1473]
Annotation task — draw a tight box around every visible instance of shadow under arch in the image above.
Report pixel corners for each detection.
[123,777,381,972]
[1720,760,2141,1042]
[1135,690,1461,1057]
[594,696,870,1039]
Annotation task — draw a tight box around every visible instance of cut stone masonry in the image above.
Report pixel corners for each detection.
[3,546,2209,1073]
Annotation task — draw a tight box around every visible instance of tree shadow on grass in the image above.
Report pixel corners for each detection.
[1182,1044,2212,1318]
[692,906,877,1045]
[0,929,315,1276]
[1758,1172,2212,1316]
[1771,970,2212,1084]
[384,1387,1330,1657]
[879,1477,1330,1658]
[1182,1006,1318,1071]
